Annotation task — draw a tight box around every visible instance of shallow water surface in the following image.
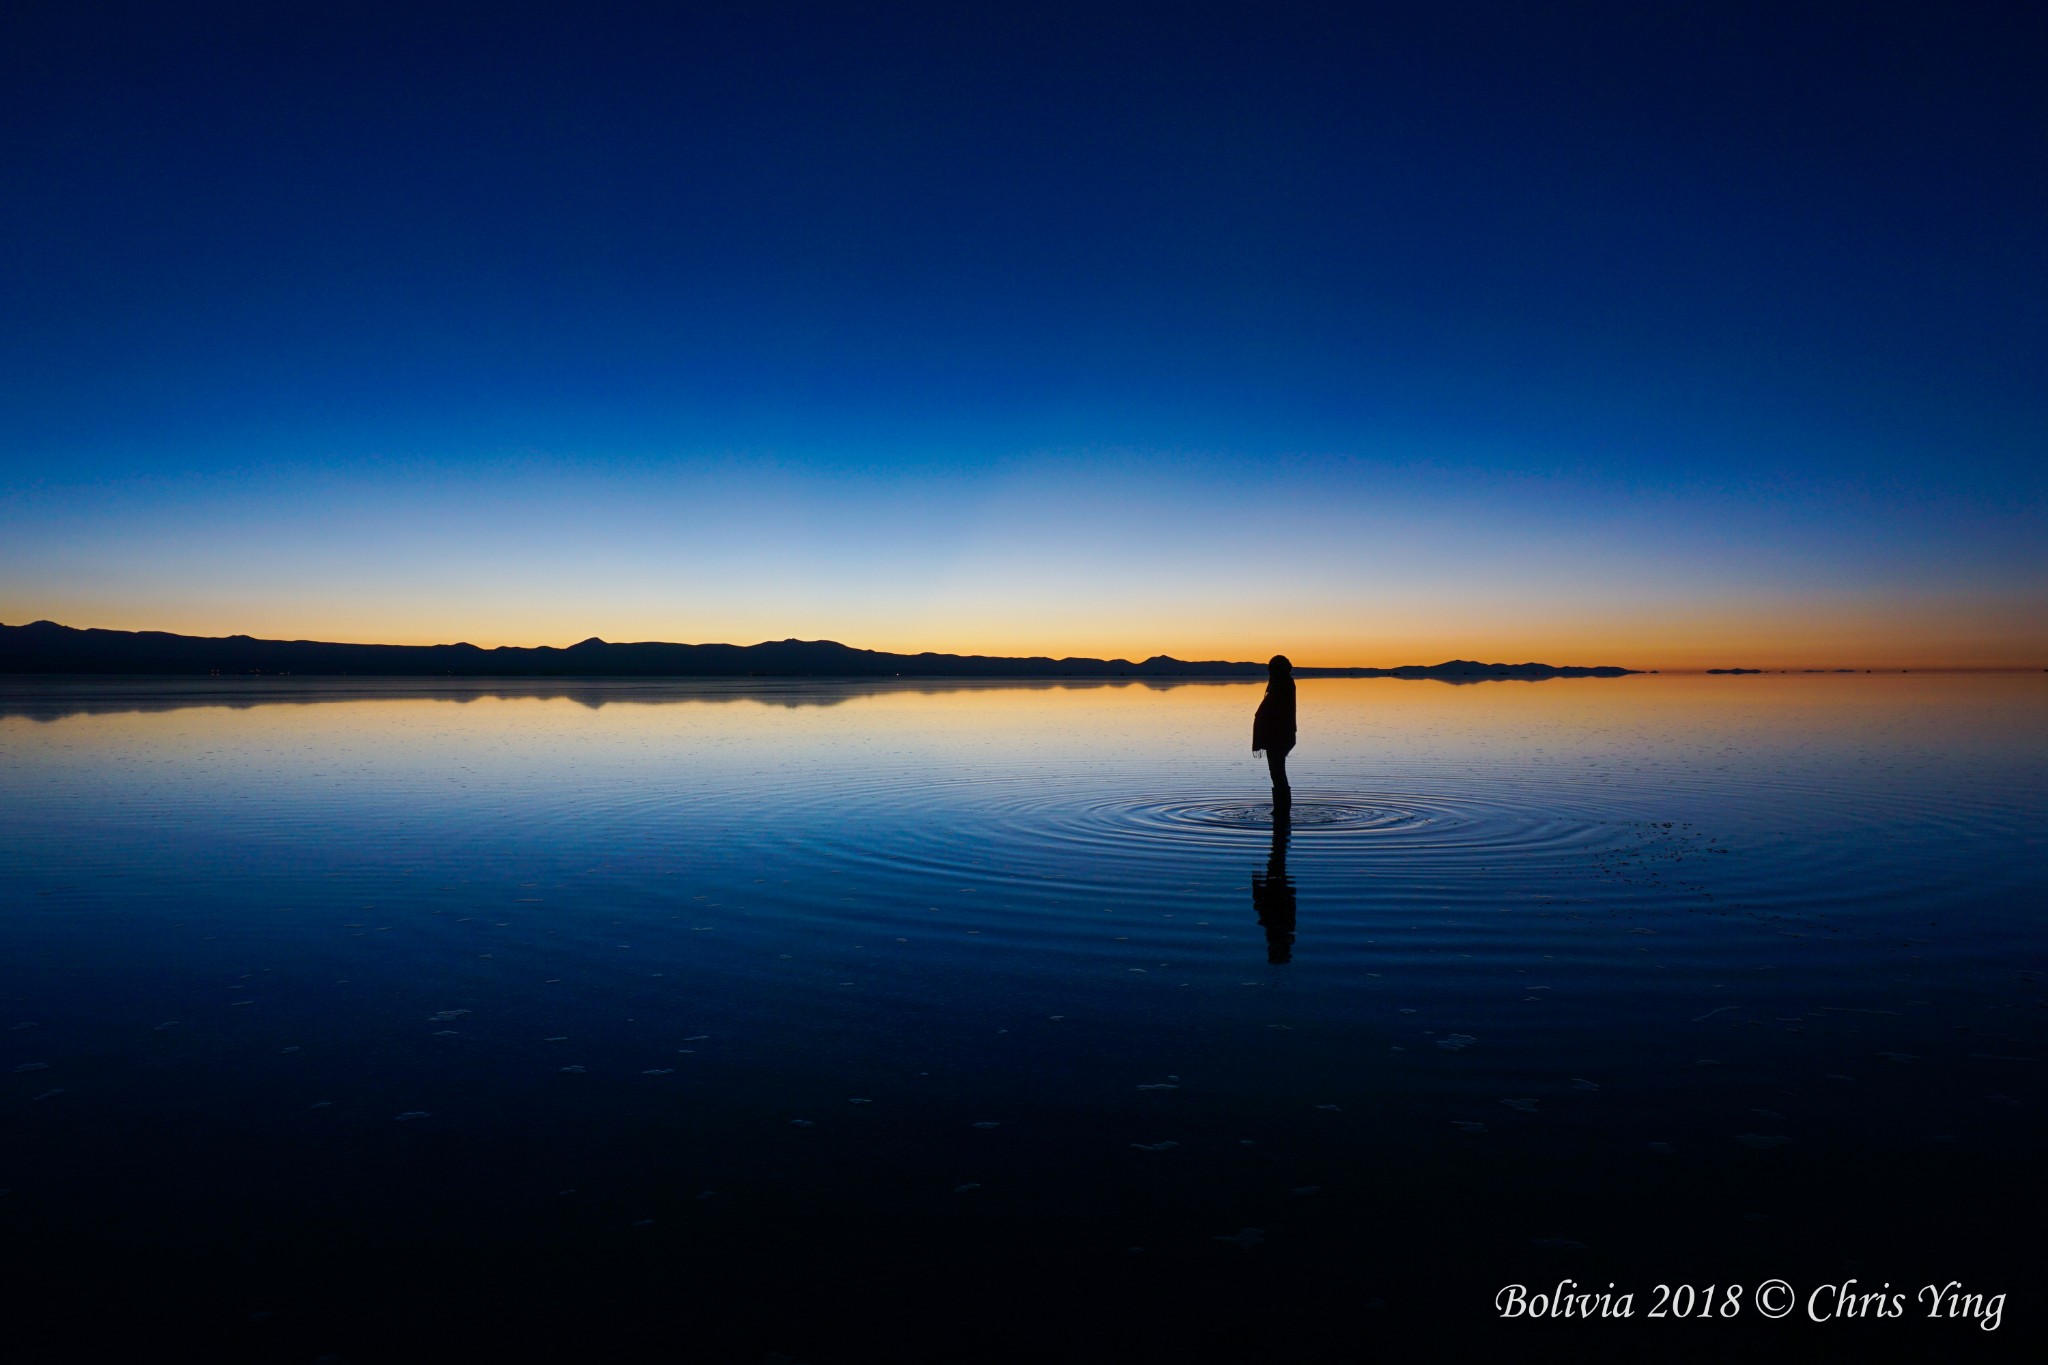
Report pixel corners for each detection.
[2,674,2042,1360]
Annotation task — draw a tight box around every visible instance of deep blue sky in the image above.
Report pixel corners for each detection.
[3,1,2043,663]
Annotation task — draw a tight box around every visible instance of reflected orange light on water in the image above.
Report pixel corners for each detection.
[6,674,2041,775]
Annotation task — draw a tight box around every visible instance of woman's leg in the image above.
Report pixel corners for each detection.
[1266,749,1292,808]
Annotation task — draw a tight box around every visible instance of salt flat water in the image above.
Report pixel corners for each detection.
[2,673,2043,1361]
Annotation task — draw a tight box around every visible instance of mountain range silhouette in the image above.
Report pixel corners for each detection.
[0,621,1637,680]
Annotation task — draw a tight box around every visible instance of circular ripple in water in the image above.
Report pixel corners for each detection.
[1071,784,1608,868]
[1141,797,1410,830]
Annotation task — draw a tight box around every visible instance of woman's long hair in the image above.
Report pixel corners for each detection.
[1266,654,1294,692]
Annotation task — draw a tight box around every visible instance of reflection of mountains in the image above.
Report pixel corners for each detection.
[0,677,1245,722]
[3,620,1637,682]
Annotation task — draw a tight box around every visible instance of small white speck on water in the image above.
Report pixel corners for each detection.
[643,1068,674,1075]
[1571,1078,1600,1091]
[791,1119,816,1127]
[953,1183,981,1194]
[1436,1034,1477,1052]
[427,1010,471,1022]
[1130,1141,1178,1152]
[1500,1098,1539,1113]
[394,1111,430,1122]
[279,1046,301,1053]
[849,1097,872,1104]
[1214,1227,1265,1250]
[544,1036,569,1042]
[560,1065,588,1074]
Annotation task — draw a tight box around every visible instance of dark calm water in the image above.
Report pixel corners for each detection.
[3,674,2043,1362]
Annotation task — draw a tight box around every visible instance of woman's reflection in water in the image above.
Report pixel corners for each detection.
[1251,808,1296,963]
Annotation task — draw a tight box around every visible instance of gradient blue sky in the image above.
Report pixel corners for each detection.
[3,1,2043,665]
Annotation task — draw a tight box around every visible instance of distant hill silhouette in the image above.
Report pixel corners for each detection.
[0,621,1639,680]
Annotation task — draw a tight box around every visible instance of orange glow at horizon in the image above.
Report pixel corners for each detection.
[7,590,2043,671]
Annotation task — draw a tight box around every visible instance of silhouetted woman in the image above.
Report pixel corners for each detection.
[1252,654,1295,811]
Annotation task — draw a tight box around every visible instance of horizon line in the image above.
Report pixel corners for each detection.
[3,618,2043,675]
